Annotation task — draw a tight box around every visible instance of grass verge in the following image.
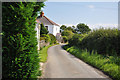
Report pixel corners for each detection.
[39,44,57,63]
[63,45,120,80]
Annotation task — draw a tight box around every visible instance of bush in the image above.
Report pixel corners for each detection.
[61,30,73,40]
[68,34,86,47]
[49,34,56,44]
[40,23,49,35]
[40,34,50,43]
[62,36,68,43]
[81,28,118,55]
[2,2,44,78]
[68,28,119,55]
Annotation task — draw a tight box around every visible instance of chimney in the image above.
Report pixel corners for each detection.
[40,11,44,17]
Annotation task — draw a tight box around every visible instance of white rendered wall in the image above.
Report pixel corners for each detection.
[35,23,40,50]
[44,25,60,36]
[44,25,54,35]
[53,25,60,36]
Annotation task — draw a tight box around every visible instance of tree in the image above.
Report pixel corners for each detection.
[66,26,77,33]
[60,25,67,30]
[66,27,73,31]
[77,23,91,34]
[72,25,75,29]
[40,23,49,36]
[2,2,45,78]
[61,30,73,40]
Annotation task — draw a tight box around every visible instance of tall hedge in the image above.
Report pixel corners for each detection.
[2,2,44,78]
[68,28,119,56]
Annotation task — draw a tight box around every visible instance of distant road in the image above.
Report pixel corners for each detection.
[42,45,110,79]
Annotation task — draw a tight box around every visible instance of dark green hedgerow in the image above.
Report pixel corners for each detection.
[63,45,120,80]
[68,28,119,56]
[2,2,45,78]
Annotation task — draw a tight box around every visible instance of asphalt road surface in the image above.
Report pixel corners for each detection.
[42,45,111,79]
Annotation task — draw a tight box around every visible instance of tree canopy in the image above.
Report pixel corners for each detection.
[66,27,77,33]
[60,25,67,30]
[76,23,91,34]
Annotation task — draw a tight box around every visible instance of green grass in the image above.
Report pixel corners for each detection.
[63,45,120,80]
[39,44,57,63]
[39,45,52,62]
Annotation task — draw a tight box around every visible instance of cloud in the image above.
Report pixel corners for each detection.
[88,24,118,30]
[87,5,95,9]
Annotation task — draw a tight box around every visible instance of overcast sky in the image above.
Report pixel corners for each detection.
[42,2,118,29]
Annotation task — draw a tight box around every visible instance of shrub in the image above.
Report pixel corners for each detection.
[61,30,73,40]
[68,34,87,47]
[62,36,68,43]
[81,28,118,55]
[40,37,45,41]
[40,23,49,35]
[40,34,50,43]
[68,28,119,55]
[49,34,56,44]
[2,2,44,78]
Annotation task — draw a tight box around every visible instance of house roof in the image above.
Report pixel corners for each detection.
[37,12,59,26]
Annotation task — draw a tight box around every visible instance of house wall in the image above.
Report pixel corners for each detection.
[45,25,54,35]
[53,25,60,36]
[44,25,60,36]
[35,23,40,50]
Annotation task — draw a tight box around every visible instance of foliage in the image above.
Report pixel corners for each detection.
[72,25,75,29]
[39,45,53,62]
[40,34,51,43]
[76,23,91,34]
[49,34,56,44]
[63,45,120,80]
[40,23,49,35]
[40,37,45,41]
[2,2,44,78]
[62,36,68,43]
[66,27,77,33]
[61,30,73,40]
[68,34,85,46]
[60,25,67,30]
[69,28,119,56]
[82,28,119,55]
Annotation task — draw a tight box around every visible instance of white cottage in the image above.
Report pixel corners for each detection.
[36,11,60,36]
[35,11,60,50]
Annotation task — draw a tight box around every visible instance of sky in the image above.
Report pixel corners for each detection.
[41,2,118,30]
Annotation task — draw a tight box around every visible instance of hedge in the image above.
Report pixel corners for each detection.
[68,28,119,56]
[2,2,44,78]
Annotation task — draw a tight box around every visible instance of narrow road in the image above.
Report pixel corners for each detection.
[43,45,110,79]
